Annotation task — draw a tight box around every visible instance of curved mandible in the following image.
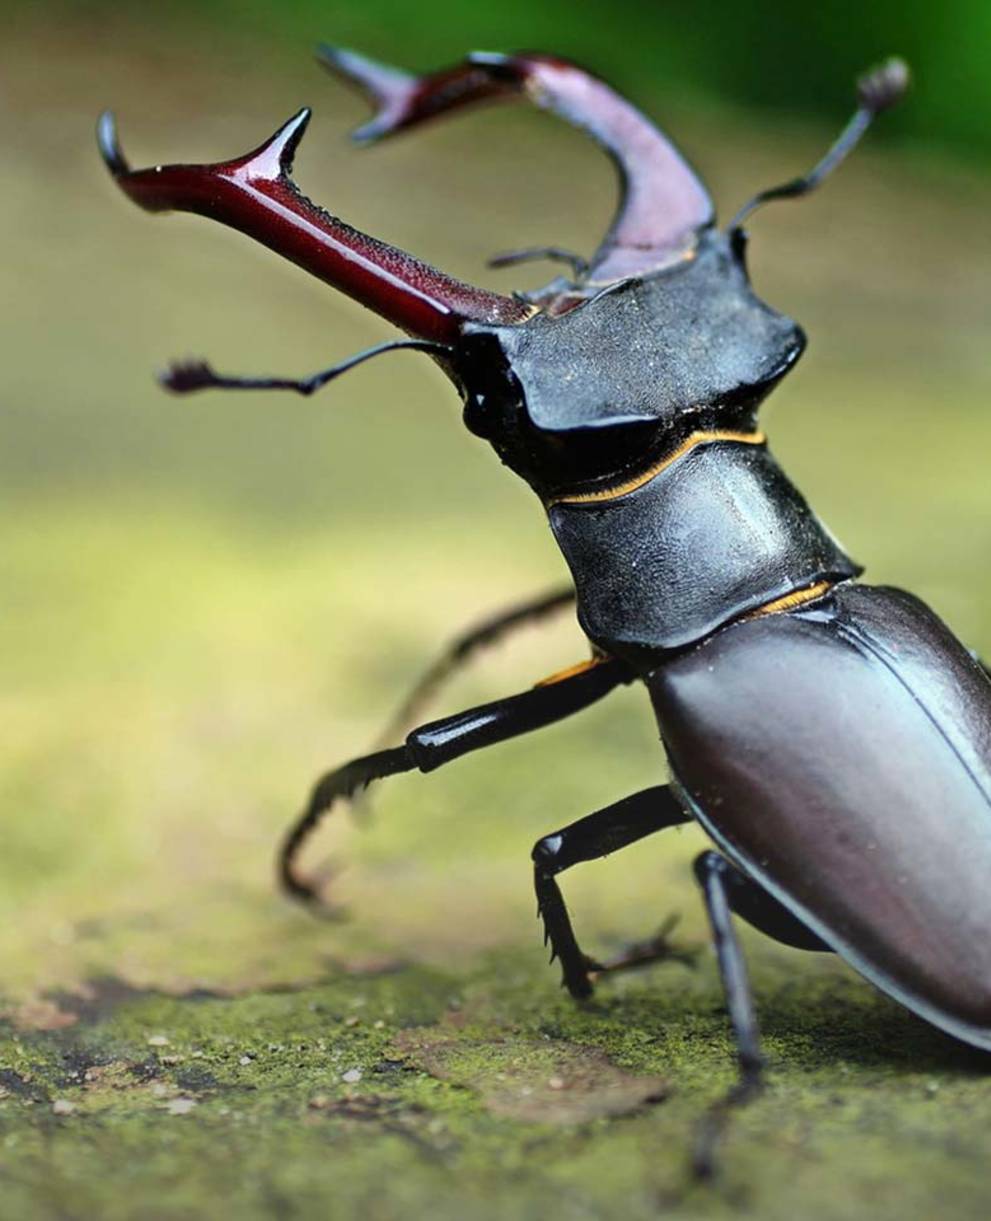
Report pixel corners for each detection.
[96,107,530,342]
[319,48,714,284]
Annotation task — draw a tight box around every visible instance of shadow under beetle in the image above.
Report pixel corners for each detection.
[99,47,991,1155]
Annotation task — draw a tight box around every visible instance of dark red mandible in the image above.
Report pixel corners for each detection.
[98,51,713,339]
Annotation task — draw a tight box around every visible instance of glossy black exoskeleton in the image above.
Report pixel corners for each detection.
[101,47,991,1172]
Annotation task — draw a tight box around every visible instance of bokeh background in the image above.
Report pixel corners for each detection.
[3,2,991,1217]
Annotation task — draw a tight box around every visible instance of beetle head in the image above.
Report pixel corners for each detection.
[99,51,905,504]
[455,227,805,498]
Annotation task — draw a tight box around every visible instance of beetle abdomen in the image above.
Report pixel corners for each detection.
[650,582,991,1049]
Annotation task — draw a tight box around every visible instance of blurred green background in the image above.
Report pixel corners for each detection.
[3,3,991,1218]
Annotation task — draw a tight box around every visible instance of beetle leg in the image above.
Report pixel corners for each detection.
[708,858,830,952]
[280,656,632,905]
[592,913,701,976]
[532,787,691,999]
[279,744,412,905]
[694,851,764,1082]
[688,853,831,1178]
[691,850,765,1181]
[370,585,576,748]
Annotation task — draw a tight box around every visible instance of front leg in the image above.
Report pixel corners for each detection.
[281,657,631,903]
[533,787,691,998]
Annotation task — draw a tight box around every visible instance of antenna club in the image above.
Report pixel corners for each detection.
[856,57,910,115]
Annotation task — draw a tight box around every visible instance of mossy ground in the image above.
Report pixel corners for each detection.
[3,17,991,1219]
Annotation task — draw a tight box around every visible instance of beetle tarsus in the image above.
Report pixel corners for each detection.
[691,1066,765,1182]
[279,746,413,906]
[593,914,700,975]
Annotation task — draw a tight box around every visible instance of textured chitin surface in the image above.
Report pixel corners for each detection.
[550,443,858,656]
[492,232,804,433]
[650,583,991,1043]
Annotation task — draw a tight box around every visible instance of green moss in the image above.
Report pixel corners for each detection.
[3,957,991,1219]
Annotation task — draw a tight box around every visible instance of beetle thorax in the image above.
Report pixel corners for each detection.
[449,229,857,666]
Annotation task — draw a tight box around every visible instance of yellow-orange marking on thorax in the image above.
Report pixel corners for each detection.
[532,583,835,686]
[743,579,835,621]
[534,657,604,687]
[547,430,766,507]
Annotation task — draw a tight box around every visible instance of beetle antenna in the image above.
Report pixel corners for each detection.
[160,338,453,397]
[727,57,909,231]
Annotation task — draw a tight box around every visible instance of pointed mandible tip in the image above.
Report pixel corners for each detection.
[96,109,130,177]
[240,106,313,179]
[316,45,415,144]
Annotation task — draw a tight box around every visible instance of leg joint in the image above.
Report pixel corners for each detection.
[693,849,727,886]
[532,832,565,872]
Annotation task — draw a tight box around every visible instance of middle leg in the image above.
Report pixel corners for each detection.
[533,786,692,998]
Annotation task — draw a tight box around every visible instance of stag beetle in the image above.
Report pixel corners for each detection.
[98,48,991,1133]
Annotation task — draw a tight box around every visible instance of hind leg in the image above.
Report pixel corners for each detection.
[372,585,575,747]
[694,851,765,1090]
[691,849,830,1179]
[694,849,830,1078]
[699,852,830,953]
